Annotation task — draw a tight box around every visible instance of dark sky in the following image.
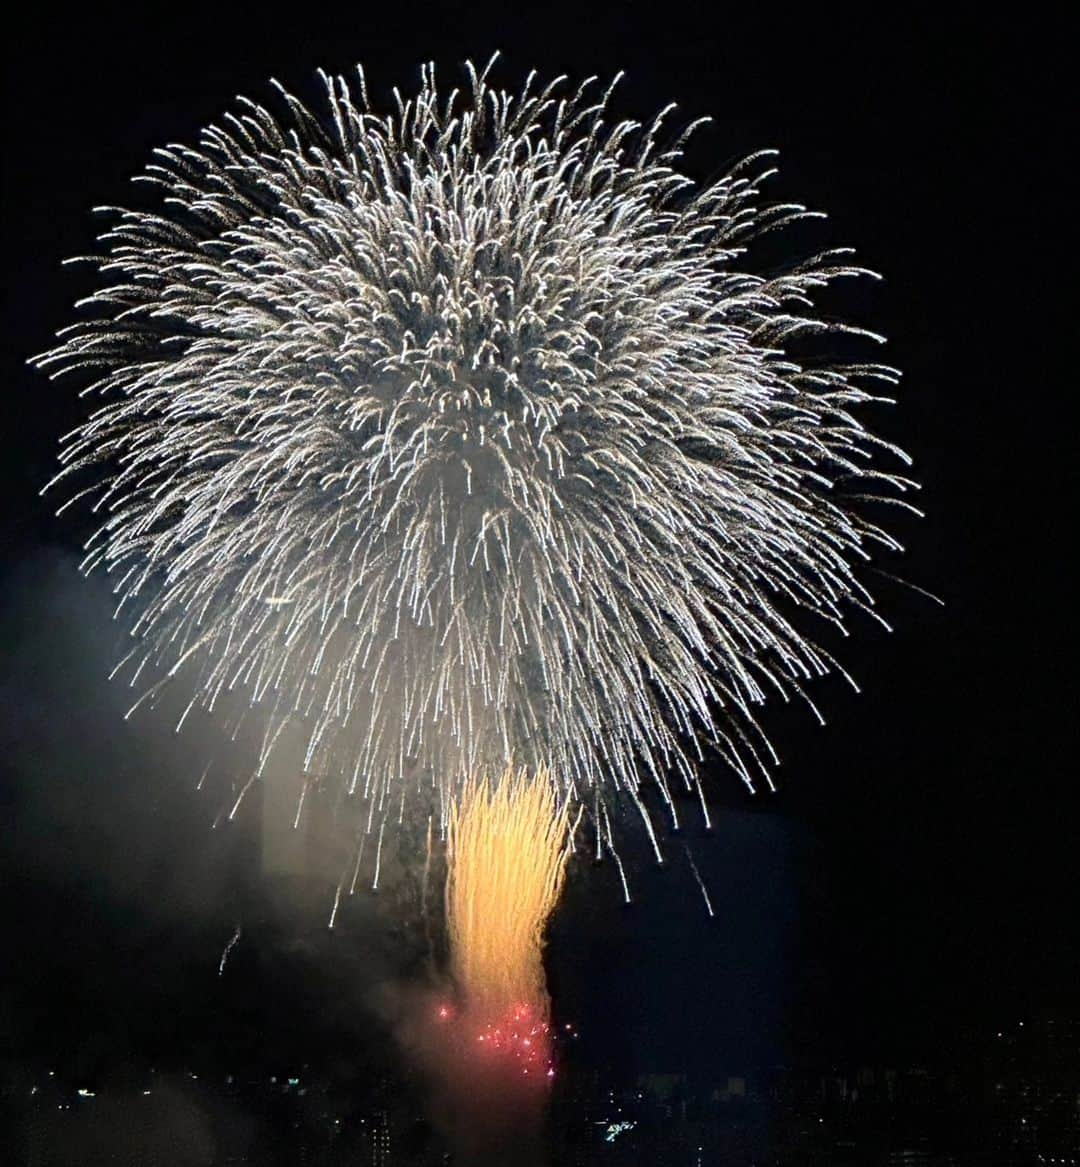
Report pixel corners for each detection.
[1,2,1072,1093]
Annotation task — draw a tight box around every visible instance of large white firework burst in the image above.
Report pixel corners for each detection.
[35,57,917,846]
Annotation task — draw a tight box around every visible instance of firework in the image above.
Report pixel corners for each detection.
[34,55,915,858]
[444,766,569,1074]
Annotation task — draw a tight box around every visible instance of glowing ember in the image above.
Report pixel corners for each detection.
[437,999,559,1080]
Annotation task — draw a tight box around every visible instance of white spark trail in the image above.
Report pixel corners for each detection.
[218,925,242,975]
[372,817,386,891]
[348,833,367,896]
[685,845,716,918]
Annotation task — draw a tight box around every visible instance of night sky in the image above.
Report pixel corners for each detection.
[1,0,1071,1114]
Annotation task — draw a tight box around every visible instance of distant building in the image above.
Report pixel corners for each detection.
[370,1107,391,1166]
[885,1152,957,1166]
[986,1012,1080,1163]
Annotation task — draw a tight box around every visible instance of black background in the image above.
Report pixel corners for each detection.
[1,0,1072,1101]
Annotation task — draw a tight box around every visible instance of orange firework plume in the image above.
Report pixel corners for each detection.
[444,766,571,1074]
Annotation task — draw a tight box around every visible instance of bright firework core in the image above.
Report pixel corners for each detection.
[443,768,570,1080]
